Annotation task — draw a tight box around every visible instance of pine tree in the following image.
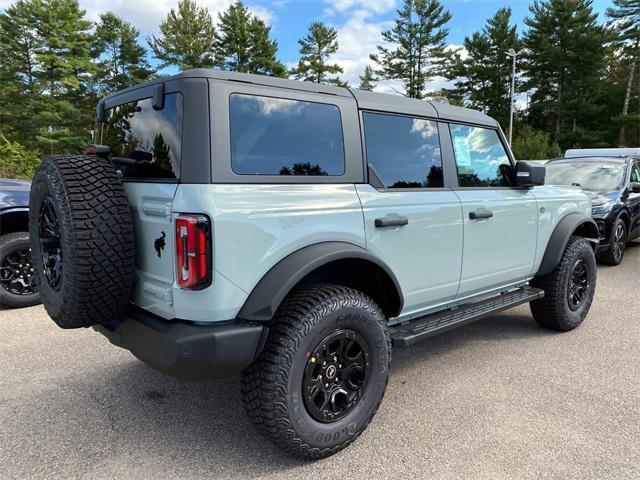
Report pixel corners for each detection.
[445,8,520,127]
[358,65,377,91]
[291,21,343,84]
[148,0,216,70]
[370,0,452,99]
[213,1,286,77]
[522,0,607,148]
[607,0,640,146]
[0,0,41,147]
[31,0,96,153]
[94,13,155,94]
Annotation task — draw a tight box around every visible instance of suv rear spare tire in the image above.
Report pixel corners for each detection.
[29,155,134,329]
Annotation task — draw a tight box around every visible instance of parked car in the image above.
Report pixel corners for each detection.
[29,70,599,459]
[546,156,640,265]
[565,147,640,158]
[0,179,39,308]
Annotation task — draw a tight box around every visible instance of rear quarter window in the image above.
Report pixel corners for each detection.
[99,93,183,180]
[229,94,345,176]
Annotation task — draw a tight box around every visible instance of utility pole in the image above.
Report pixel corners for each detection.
[507,48,524,147]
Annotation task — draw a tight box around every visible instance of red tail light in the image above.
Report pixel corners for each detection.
[175,215,211,289]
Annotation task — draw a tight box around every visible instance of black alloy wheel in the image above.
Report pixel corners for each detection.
[302,329,370,423]
[0,244,37,296]
[567,259,589,311]
[597,217,628,266]
[611,221,626,263]
[38,196,63,290]
[0,232,41,308]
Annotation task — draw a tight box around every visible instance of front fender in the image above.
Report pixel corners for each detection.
[536,214,599,276]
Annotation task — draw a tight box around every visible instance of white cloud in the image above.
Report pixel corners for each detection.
[328,10,391,88]
[324,0,395,15]
[74,0,274,39]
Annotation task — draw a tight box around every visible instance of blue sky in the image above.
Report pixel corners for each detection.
[0,0,616,91]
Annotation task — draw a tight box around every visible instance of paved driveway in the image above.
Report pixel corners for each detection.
[1,245,638,479]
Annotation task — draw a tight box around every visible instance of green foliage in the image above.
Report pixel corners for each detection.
[511,125,556,160]
[148,0,216,70]
[94,13,155,94]
[0,0,40,149]
[370,0,452,99]
[0,0,97,154]
[607,0,640,42]
[0,133,40,178]
[213,1,286,77]
[291,21,343,84]
[358,65,377,91]
[445,8,520,127]
[606,0,640,146]
[522,0,607,150]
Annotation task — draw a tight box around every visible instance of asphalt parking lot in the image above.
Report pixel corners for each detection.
[1,245,638,480]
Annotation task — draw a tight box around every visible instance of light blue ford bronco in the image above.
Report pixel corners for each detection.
[29,70,599,459]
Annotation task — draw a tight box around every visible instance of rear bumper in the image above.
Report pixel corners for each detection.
[93,308,266,379]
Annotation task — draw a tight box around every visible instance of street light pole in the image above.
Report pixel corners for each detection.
[507,48,524,147]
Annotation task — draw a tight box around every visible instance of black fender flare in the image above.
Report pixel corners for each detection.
[536,214,599,276]
[237,241,403,322]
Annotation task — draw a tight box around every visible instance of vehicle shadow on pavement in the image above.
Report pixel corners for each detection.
[391,311,553,373]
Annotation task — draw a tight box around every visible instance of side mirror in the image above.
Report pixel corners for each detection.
[515,161,545,187]
[631,182,640,194]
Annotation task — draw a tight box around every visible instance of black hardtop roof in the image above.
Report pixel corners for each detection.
[99,69,499,127]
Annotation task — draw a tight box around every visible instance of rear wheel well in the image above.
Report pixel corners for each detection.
[296,258,402,319]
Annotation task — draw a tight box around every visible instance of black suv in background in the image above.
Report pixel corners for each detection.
[546,156,640,265]
[0,179,39,308]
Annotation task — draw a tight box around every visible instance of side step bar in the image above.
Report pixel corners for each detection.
[390,286,544,347]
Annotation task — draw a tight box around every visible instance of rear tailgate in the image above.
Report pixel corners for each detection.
[124,182,177,319]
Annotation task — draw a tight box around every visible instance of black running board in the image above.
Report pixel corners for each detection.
[390,286,544,347]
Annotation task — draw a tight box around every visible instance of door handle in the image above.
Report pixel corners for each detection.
[375,216,409,228]
[469,211,493,220]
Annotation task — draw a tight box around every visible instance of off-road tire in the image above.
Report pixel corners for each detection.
[597,217,627,266]
[29,155,134,329]
[530,236,597,331]
[241,285,391,460]
[0,232,40,308]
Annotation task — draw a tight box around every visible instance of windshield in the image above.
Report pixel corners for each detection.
[545,161,626,191]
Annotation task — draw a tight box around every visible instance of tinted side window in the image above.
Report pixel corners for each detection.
[229,94,345,176]
[101,93,183,179]
[450,125,511,187]
[631,161,640,183]
[363,112,443,188]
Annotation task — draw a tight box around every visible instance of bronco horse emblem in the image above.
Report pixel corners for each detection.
[154,232,166,258]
